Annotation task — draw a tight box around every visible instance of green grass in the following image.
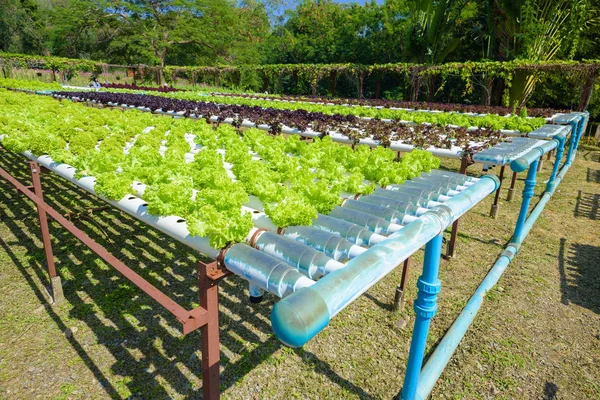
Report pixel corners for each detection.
[0,144,599,399]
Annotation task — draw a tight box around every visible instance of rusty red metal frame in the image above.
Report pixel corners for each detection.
[0,160,226,399]
[489,165,506,218]
[446,154,473,258]
[393,258,411,311]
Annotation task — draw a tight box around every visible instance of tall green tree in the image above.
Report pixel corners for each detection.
[0,0,44,53]
[104,0,269,76]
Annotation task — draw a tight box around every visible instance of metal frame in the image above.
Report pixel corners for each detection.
[445,153,473,258]
[0,159,226,400]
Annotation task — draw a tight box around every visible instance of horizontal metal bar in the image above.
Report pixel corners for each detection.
[0,164,205,330]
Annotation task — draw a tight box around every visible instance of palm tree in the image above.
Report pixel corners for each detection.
[404,0,471,100]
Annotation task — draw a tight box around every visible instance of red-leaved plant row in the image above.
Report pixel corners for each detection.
[101,83,183,93]
[212,92,569,118]
[55,91,504,153]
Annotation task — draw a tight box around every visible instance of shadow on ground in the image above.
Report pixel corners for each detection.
[558,238,600,315]
[543,381,559,400]
[586,168,600,184]
[573,190,599,220]
[0,150,371,399]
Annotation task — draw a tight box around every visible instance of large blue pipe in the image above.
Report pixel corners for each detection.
[509,140,557,173]
[511,158,539,242]
[546,132,566,192]
[270,175,499,347]
[400,234,443,400]
[407,134,577,400]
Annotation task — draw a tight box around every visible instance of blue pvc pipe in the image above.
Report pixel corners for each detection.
[510,140,557,173]
[271,175,500,347]
[409,145,575,400]
[414,255,511,400]
[512,159,539,243]
[546,133,566,193]
[564,118,582,166]
[572,113,588,157]
[400,234,443,400]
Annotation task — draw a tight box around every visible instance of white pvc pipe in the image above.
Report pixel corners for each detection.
[23,152,221,258]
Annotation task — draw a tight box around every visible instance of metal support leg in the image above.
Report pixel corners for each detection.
[489,165,505,218]
[199,261,221,400]
[393,258,411,312]
[400,234,443,400]
[446,155,468,258]
[29,161,63,303]
[507,171,517,202]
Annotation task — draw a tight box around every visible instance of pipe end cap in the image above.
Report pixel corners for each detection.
[481,174,501,191]
[271,287,330,348]
[510,158,530,173]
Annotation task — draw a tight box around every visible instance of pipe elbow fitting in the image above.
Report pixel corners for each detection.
[511,147,543,173]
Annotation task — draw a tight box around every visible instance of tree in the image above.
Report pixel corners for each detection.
[105,0,267,81]
[0,0,44,53]
[486,0,598,108]
[43,0,121,61]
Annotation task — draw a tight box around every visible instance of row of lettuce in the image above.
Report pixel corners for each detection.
[54,90,505,152]
[0,77,547,132]
[0,89,439,248]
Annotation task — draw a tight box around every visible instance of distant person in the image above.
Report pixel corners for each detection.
[90,76,101,90]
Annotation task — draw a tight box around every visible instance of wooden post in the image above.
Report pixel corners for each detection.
[578,72,596,112]
[507,171,517,201]
[358,71,365,99]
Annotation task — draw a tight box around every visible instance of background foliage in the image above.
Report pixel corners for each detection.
[1,0,600,119]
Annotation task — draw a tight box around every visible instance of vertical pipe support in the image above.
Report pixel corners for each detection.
[506,171,517,201]
[564,120,580,166]
[573,116,586,156]
[29,161,63,303]
[199,261,221,400]
[489,165,505,218]
[393,258,411,312]
[511,159,539,244]
[546,134,566,193]
[446,155,468,257]
[400,234,443,400]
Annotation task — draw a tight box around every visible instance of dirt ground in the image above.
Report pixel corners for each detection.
[0,143,598,400]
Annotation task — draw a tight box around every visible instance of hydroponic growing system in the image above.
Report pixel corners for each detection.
[0,82,589,399]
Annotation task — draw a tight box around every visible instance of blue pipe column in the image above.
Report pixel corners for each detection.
[512,159,539,244]
[409,131,580,399]
[546,134,566,192]
[563,119,581,166]
[400,234,443,400]
[413,150,575,400]
[572,113,588,156]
